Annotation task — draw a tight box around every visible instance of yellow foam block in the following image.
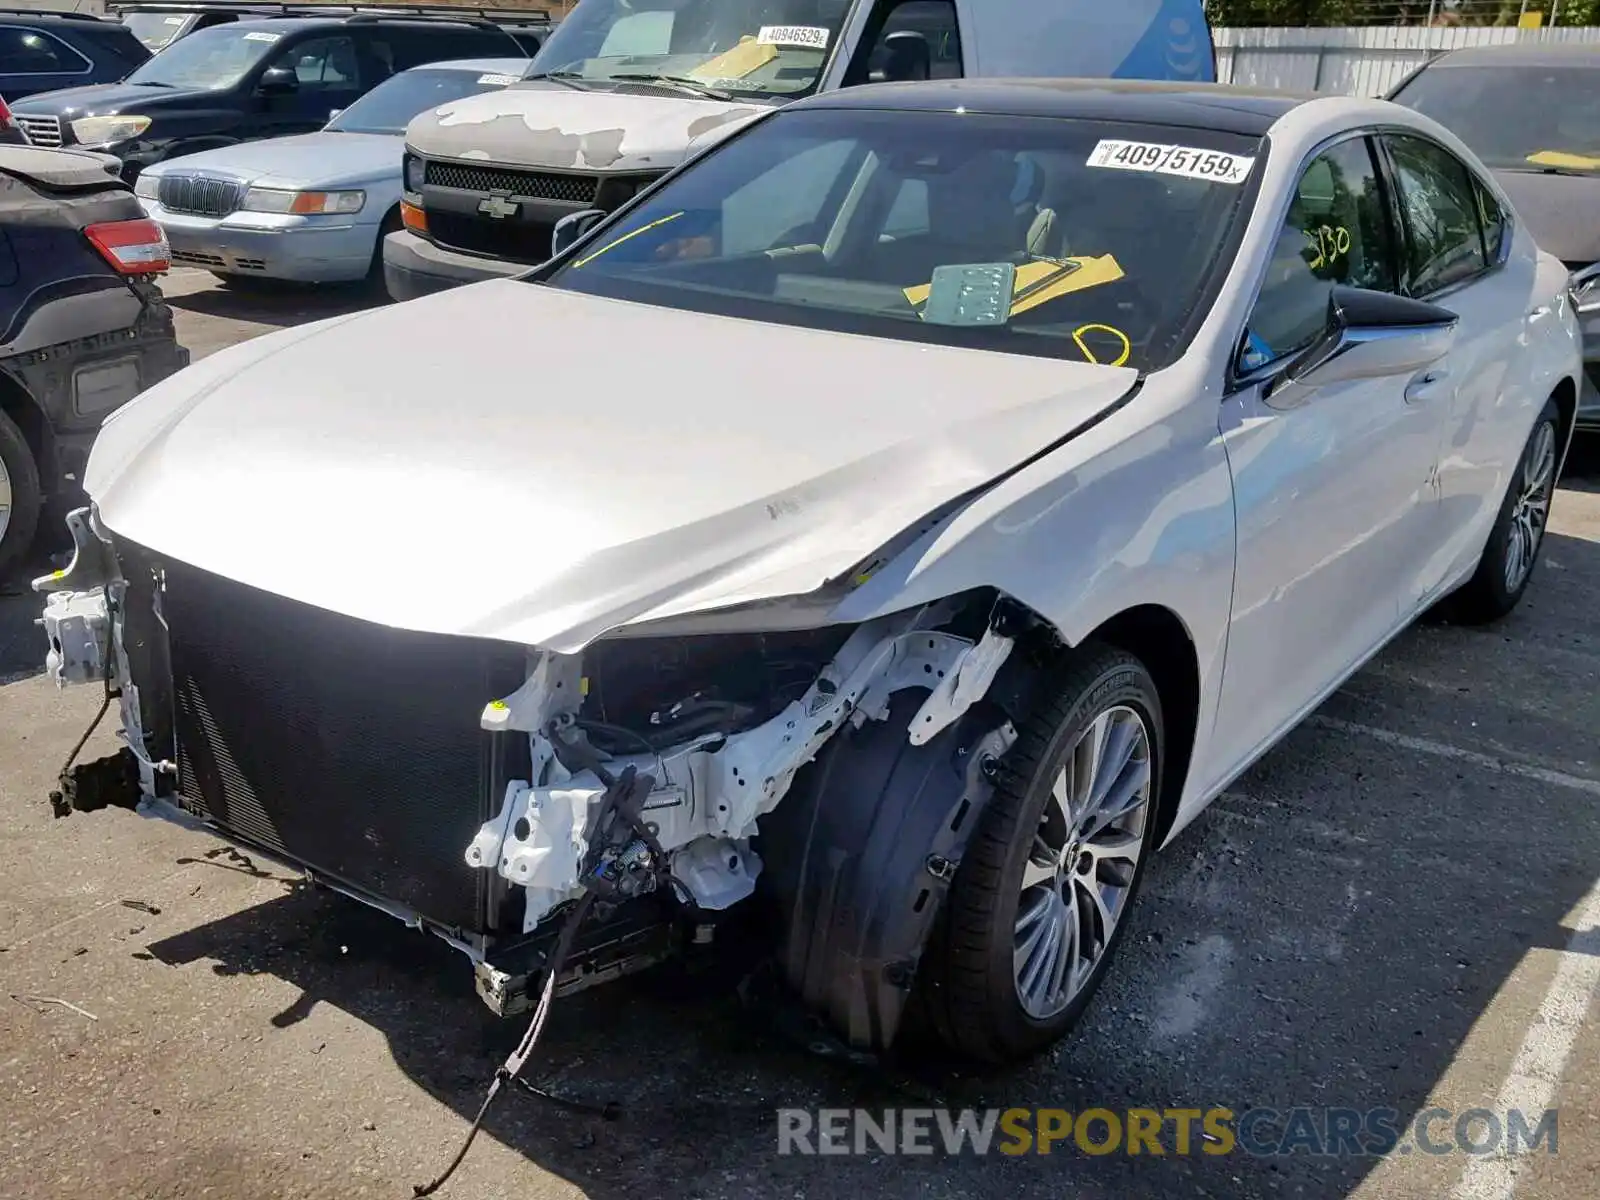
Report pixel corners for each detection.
[687,38,778,81]
[1526,149,1600,171]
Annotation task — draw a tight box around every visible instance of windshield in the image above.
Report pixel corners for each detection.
[122,12,192,52]
[528,0,852,99]
[325,65,524,134]
[1393,63,1600,173]
[546,108,1261,370]
[125,23,279,89]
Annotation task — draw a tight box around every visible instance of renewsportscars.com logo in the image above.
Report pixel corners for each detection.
[776,1107,1560,1158]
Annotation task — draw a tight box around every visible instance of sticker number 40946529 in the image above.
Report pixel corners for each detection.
[1088,139,1256,185]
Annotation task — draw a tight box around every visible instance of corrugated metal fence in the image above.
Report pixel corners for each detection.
[1216,25,1600,97]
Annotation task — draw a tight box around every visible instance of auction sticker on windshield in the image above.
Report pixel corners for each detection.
[1088,140,1255,184]
[758,25,830,49]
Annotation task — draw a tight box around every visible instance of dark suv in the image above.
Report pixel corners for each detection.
[109,2,553,55]
[9,14,528,180]
[0,8,149,104]
[0,144,188,578]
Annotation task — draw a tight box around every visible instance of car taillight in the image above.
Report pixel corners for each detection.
[84,218,170,274]
[0,94,21,143]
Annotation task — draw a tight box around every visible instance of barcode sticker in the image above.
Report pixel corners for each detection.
[242,31,281,43]
[477,73,520,86]
[1087,139,1255,185]
[757,24,830,50]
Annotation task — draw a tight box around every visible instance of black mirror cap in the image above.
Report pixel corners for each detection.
[258,65,299,94]
[1328,284,1458,332]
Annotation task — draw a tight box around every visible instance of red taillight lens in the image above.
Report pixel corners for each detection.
[0,95,12,122]
[84,217,170,275]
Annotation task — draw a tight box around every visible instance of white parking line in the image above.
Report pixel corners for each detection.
[1453,877,1600,1200]
[1307,715,1600,799]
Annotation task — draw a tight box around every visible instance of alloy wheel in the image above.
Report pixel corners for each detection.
[0,451,12,547]
[1504,420,1557,594]
[1013,705,1153,1021]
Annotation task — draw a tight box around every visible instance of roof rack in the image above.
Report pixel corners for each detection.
[0,6,114,20]
[105,1,551,19]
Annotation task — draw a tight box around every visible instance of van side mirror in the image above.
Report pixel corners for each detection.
[551,208,606,258]
[257,65,299,96]
[870,31,931,83]
[1267,285,1458,403]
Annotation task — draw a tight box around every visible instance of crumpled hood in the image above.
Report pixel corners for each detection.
[405,80,768,172]
[149,132,402,188]
[86,279,1137,651]
[1495,169,1600,264]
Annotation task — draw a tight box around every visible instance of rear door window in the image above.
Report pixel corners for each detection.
[1383,134,1490,297]
[0,26,90,74]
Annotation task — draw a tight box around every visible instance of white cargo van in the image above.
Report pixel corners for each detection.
[384,0,1216,299]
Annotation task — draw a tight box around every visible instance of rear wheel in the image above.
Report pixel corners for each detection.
[0,405,42,580]
[920,643,1163,1064]
[1449,396,1562,624]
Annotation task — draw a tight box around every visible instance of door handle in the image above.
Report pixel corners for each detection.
[1405,370,1448,404]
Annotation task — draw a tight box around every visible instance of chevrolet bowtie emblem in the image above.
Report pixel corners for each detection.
[478,195,519,219]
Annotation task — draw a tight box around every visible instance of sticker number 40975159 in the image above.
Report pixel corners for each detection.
[1087,139,1256,185]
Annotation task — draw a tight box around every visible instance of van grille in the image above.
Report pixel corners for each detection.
[424,159,600,204]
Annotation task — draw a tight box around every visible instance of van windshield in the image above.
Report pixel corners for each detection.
[545,108,1262,371]
[528,0,852,99]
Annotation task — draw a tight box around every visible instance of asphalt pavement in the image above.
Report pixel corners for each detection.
[1,270,1597,1200]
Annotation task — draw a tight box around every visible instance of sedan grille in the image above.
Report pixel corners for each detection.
[16,115,62,147]
[424,159,600,205]
[158,174,243,218]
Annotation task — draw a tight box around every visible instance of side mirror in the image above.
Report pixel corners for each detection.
[1570,262,1600,315]
[257,65,299,96]
[327,108,343,121]
[1266,285,1457,403]
[550,207,606,258]
[870,30,932,83]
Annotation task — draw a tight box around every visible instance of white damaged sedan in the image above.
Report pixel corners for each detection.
[38,80,1581,1066]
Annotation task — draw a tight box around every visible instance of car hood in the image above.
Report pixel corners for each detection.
[1495,168,1600,263]
[9,82,212,119]
[151,131,402,187]
[406,80,770,172]
[85,280,1137,652]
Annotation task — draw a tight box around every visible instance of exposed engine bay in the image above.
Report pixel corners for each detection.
[37,507,1029,1039]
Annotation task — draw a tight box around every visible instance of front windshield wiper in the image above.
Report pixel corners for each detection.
[523,69,596,91]
[129,80,176,88]
[606,73,735,101]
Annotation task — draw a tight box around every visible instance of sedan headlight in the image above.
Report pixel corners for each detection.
[69,114,152,145]
[240,188,366,215]
[133,171,160,200]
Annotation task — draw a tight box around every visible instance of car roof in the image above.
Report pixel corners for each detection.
[220,15,508,33]
[788,78,1319,137]
[405,57,530,75]
[1427,42,1600,69]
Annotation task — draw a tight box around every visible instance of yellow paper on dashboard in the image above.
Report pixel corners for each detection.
[1526,149,1600,171]
[687,37,779,82]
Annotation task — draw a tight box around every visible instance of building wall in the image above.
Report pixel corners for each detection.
[1216,24,1600,96]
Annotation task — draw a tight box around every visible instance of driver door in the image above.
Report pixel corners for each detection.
[252,35,367,139]
[1210,134,1449,776]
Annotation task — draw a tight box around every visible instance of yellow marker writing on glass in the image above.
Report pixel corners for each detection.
[572,211,686,269]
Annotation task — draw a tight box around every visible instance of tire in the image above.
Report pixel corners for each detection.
[0,404,43,580]
[1449,395,1562,625]
[363,209,403,300]
[920,642,1164,1065]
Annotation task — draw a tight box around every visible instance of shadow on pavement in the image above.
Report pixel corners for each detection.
[166,278,386,329]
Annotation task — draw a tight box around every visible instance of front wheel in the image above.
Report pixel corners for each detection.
[1449,396,1562,624]
[920,643,1163,1065]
